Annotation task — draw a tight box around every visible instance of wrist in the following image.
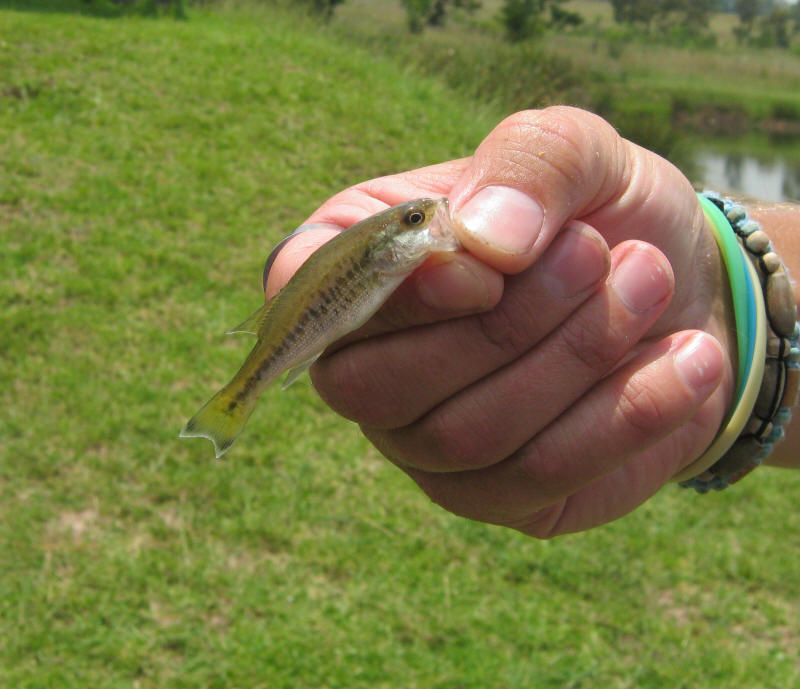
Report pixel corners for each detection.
[678,194,800,489]
[748,201,800,468]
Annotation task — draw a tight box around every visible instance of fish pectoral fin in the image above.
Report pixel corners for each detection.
[281,352,322,389]
[225,300,275,336]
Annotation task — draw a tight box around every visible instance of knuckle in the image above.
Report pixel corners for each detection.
[476,303,533,356]
[616,379,668,439]
[509,503,568,540]
[557,316,624,377]
[480,107,631,225]
[503,107,604,173]
[503,125,585,190]
[420,405,492,470]
[513,438,571,495]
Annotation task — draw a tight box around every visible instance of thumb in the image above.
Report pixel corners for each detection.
[449,106,630,274]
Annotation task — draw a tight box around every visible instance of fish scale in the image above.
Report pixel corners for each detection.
[180,197,460,458]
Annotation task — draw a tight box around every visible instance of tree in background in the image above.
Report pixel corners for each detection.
[754,5,796,47]
[401,0,481,33]
[675,0,714,27]
[610,0,713,33]
[609,0,661,28]
[499,0,579,42]
[501,0,547,40]
[301,0,346,21]
[734,0,759,42]
[732,0,800,48]
[737,0,760,25]
[549,3,584,29]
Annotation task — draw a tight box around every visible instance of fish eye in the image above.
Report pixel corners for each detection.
[404,209,425,227]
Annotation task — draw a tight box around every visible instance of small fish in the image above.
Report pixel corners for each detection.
[180,197,460,457]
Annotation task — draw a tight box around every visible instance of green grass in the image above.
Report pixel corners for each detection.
[2,3,800,688]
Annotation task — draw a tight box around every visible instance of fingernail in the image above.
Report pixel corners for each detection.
[675,333,723,393]
[456,186,543,255]
[539,224,609,299]
[415,259,490,311]
[611,248,672,313]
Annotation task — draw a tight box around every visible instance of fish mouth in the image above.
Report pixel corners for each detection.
[429,197,461,251]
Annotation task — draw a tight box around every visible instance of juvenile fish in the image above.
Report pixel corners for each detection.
[180,197,460,457]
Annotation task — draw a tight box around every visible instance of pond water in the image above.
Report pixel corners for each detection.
[695,148,800,203]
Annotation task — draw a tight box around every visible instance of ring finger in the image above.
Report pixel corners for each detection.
[362,240,675,472]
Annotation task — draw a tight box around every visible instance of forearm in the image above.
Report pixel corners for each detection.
[746,201,800,468]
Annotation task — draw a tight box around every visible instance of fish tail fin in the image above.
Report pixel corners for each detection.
[179,382,257,458]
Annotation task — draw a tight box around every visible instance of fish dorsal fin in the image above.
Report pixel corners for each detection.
[225,299,276,336]
[281,351,322,389]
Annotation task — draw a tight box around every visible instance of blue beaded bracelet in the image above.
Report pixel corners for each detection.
[678,192,800,492]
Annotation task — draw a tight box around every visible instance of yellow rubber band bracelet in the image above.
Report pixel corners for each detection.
[673,246,767,482]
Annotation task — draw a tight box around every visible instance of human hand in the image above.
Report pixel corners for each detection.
[265,107,736,536]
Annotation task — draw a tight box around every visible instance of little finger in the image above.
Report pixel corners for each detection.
[402,331,725,527]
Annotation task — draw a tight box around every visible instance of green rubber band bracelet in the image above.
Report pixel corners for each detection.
[698,194,751,399]
[672,246,766,483]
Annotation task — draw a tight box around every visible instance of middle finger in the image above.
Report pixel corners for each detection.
[312,222,611,428]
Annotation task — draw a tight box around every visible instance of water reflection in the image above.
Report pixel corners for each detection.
[696,150,800,202]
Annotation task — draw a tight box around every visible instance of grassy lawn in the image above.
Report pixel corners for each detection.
[2,3,800,688]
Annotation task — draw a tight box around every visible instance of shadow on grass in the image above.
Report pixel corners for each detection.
[0,0,185,19]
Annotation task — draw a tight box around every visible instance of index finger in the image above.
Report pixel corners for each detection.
[263,158,505,341]
[305,157,473,228]
[265,157,475,298]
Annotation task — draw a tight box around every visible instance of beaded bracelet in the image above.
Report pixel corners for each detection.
[677,192,800,492]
